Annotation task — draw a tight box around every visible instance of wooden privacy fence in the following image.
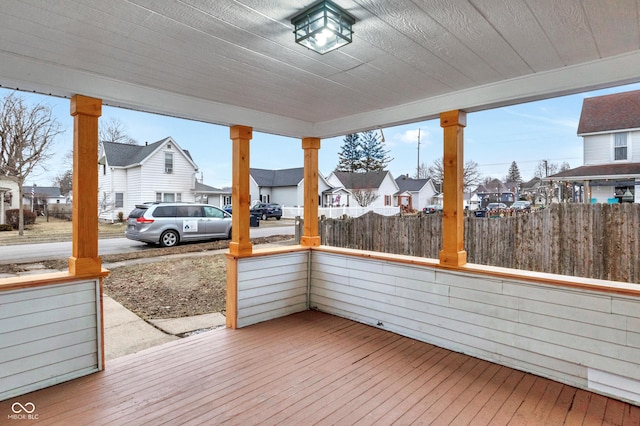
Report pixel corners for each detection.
[319,203,640,283]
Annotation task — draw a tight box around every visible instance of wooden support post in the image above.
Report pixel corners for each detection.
[229,125,253,256]
[68,95,102,275]
[301,137,321,247]
[439,110,467,267]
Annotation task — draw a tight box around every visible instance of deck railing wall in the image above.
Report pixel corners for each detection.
[309,249,640,405]
[0,278,103,401]
[236,251,309,328]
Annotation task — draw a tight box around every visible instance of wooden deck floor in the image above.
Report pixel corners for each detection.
[2,310,639,425]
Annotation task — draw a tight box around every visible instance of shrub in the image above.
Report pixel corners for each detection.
[5,209,37,229]
[117,211,124,222]
[0,224,13,232]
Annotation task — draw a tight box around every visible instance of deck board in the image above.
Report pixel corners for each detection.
[1,310,639,425]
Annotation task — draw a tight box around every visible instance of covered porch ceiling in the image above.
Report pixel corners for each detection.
[0,0,639,139]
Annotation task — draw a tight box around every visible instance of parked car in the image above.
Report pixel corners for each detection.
[250,203,282,220]
[222,204,233,214]
[422,204,443,214]
[511,200,531,211]
[486,202,508,211]
[125,202,232,247]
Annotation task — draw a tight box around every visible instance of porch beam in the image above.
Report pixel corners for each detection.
[229,125,253,256]
[439,110,467,267]
[301,137,321,247]
[68,95,102,275]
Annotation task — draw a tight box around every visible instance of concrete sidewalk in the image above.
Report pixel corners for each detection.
[3,263,229,361]
[103,295,226,360]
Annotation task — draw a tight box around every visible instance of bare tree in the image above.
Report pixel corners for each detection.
[352,189,379,207]
[428,158,482,192]
[99,117,137,145]
[0,92,64,235]
[534,159,559,178]
[414,162,429,179]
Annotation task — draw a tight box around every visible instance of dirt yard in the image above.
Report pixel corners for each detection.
[0,219,295,319]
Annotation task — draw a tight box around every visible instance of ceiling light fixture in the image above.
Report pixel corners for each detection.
[291,1,355,54]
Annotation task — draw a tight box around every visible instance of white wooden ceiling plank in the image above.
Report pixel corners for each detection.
[414,0,533,78]
[330,57,452,106]
[581,0,640,56]
[524,0,600,65]
[469,0,564,72]
[355,0,500,85]
[128,0,365,80]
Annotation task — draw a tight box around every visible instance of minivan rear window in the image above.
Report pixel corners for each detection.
[127,207,147,219]
[153,206,177,217]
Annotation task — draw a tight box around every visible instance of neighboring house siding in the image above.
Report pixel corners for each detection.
[583,134,611,165]
[584,131,640,165]
[99,139,199,220]
[271,187,297,206]
[373,174,399,208]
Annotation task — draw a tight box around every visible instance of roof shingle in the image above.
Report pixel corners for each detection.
[577,90,640,134]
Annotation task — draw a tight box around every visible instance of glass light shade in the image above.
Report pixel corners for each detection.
[291,1,355,54]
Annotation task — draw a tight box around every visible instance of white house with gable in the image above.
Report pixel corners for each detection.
[98,137,199,221]
[326,171,399,208]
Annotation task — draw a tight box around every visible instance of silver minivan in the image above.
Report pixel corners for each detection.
[125,203,232,247]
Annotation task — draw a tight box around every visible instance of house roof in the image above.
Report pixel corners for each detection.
[1,2,638,139]
[250,168,303,187]
[22,186,61,197]
[394,175,432,192]
[332,171,389,190]
[194,182,227,194]
[577,90,640,135]
[102,138,195,168]
[548,162,640,180]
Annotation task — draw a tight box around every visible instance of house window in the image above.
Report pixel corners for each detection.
[165,152,174,173]
[223,195,231,205]
[115,192,124,208]
[156,192,180,202]
[614,132,628,161]
[385,195,391,206]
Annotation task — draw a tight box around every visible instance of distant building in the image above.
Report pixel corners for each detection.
[548,90,640,203]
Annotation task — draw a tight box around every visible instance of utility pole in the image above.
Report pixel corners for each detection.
[416,128,421,178]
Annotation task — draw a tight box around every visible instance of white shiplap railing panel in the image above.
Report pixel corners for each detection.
[310,251,640,405]
[0,280,102,401]
[237,252,309,328]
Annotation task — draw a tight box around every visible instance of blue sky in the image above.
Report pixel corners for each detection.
[4,81,640,189]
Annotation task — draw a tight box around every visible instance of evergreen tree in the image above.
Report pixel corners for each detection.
[506,161,522,183]
[359,130,392,172]
[336,133,362,172]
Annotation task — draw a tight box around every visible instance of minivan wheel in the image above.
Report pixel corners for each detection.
[262,213,267,221]
[276,216,281,220]
[160,230,179,247]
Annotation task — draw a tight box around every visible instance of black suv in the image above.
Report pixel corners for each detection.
[250,203,282,220]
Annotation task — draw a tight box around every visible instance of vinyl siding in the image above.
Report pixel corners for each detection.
[140,147,196,203]
[310,251,640,404]
[237,252,308,328]
[0,279,101,401]
[583,134,612,165]
[583,130,640,165]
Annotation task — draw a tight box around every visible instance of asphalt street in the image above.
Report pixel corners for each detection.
[0,225,294,264]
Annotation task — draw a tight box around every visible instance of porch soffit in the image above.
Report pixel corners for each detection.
[0,1,639,138]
